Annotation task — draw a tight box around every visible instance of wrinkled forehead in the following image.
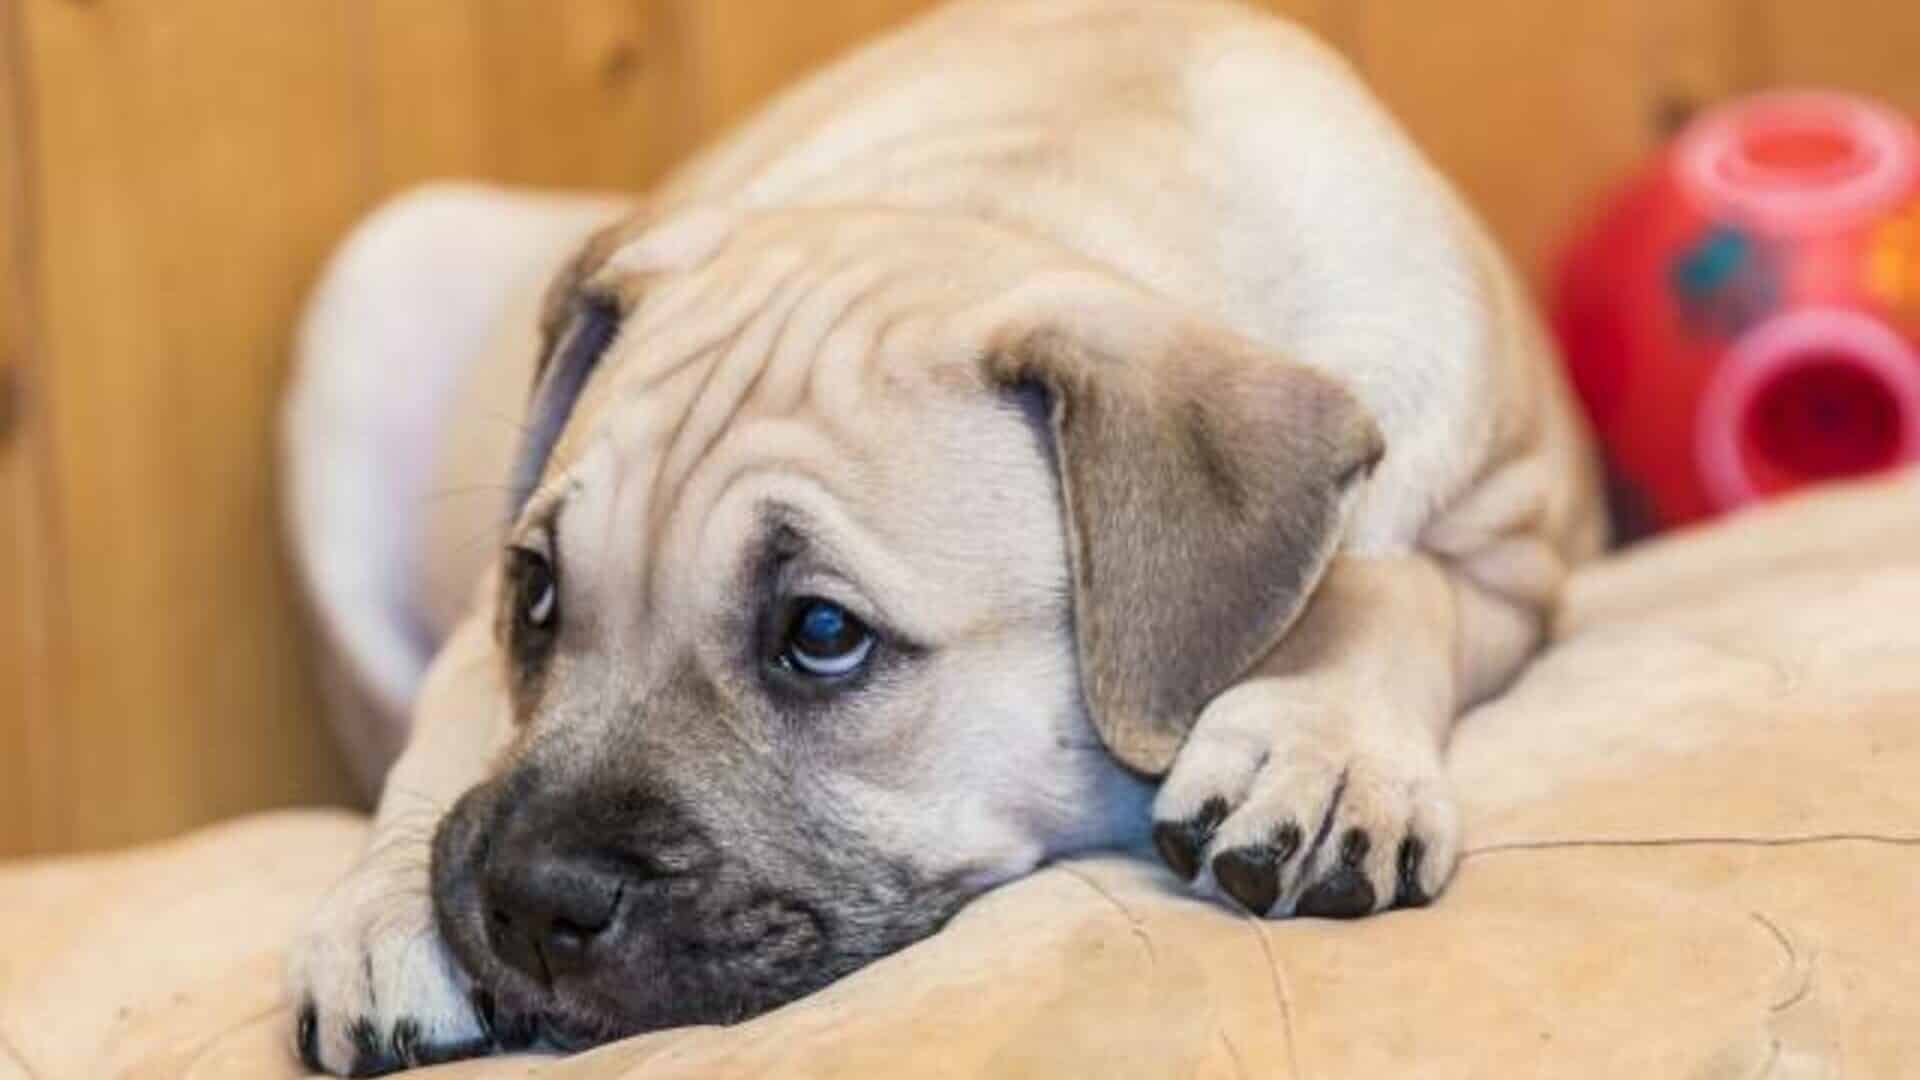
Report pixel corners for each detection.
[519,204,1141,470]
[510,209,1070,616]
[529,208,1057,487]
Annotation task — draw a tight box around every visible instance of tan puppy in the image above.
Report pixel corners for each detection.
[287,0,1604,1073]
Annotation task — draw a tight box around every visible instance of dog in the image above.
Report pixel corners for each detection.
[286,0,1604,1073]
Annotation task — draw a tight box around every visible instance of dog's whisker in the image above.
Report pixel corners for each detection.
[413,483,517,506]
[474,408,538,440]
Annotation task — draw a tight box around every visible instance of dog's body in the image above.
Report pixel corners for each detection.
[289,1,1603,1073]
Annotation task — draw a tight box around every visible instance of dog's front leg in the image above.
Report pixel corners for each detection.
[287,609,512,1075]
[1150,554,1541,917]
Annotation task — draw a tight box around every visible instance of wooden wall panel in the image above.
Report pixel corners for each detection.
[1353,0,1744,277]
[0,0,55,855]
[668,0,945,139]
[0,269,32,854]
[15,0,361,851]
[363,0,695,194]
[0,352,35,855]
[1751,0,1920,113]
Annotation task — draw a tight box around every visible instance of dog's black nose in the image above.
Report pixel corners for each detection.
[483,847,628,985]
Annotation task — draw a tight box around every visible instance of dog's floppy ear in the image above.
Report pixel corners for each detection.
[984,324,1382,775]
[507,220,637,512]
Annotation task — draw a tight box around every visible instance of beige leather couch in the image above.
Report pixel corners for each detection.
[4,472,1917,1078]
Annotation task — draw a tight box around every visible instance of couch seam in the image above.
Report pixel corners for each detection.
[1464,831,1920,859]
[1245,917,1304,1080]
[0,1020,38,1080]
[1057,865,1159,970]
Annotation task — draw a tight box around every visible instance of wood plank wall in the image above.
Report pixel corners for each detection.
[2,0,1917,856]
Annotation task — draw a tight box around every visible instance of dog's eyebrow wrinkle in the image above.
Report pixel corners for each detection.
[804,283,939,434]
[632,250,809,397]
[620,258,817,593]
[758,255,919,418]
[769,256,895,379]
[626,247,749,346]
[648,259,817,548]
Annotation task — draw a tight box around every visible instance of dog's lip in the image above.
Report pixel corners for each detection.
[488,988,622,1053]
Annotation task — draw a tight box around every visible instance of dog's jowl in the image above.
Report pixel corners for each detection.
[286,0,1603,1073]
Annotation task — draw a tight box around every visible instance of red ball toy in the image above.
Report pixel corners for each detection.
[1552,91,1920,532]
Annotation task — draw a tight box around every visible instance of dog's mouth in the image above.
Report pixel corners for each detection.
[427,776,967,1047]
[463,984,614,1057]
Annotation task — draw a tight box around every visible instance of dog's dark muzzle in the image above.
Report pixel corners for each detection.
[429,766,846,1040]
[429,757,969,1044]
[480,813,641,988]
[436,772,711,984]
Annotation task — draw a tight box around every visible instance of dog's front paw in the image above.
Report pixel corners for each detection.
[287,860,497,1076]
[1149,681,1459,918]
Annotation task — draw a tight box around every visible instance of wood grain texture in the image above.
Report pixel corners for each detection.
[1749,0,1920,112]
[362,0,693,193]
[0,4,28,854]
[668,0,945,139]
[1352,0,1744,277]
[13,0,361,852]
[0,0,57,855]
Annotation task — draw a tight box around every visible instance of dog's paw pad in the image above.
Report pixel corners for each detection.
[1294,829,1376,919]
[1206,823,1301,915]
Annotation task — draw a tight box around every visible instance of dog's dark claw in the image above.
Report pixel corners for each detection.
[390,1018,422,1069]
[1296,829,1377,919]
[332,1015,491,1077]
[1393,834,1431,908]
[296,1001,322,1072]
[1152,796,1229,881]
[346,1017,389,1077]
[470,987,497,1042]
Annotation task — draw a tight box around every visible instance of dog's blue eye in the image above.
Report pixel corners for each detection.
[783,599,873,678]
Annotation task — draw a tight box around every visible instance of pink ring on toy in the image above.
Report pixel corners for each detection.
[1675,91,1919,232]
[1697,308,1920,511]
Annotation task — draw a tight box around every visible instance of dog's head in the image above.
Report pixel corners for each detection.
[429,207,1380,1044]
